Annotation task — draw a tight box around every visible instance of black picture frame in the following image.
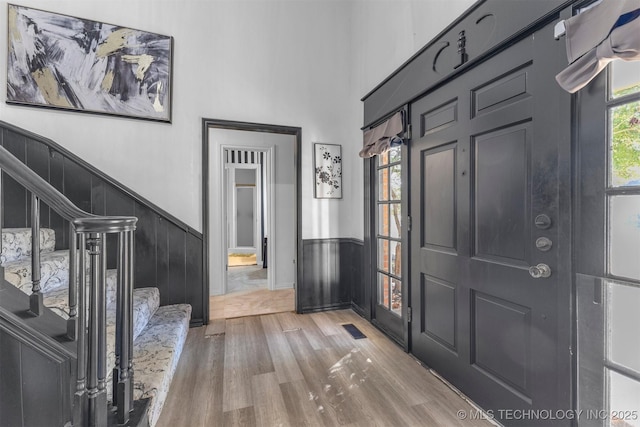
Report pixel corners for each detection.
[313,143,342,199]
[7,4,173,122]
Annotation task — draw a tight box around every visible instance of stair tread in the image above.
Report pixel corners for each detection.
[1,227,56,264]
[3,249,71,294]
[45,285,160,343]
[108,304,192,427]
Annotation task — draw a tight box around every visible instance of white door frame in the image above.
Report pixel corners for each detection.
[219,144,275,293]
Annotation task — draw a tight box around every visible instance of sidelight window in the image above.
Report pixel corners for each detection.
[608,62,640,281]
[605,60,640,427]
[376,146,402,316]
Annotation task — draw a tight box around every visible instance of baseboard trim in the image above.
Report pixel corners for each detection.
[274,283,295,290]
[190,318,204,327]
[351,302,366,318]
[299,302,352,314]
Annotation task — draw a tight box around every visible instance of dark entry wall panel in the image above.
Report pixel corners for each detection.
[104,183,136,269]
[1,129,28,229]
[0,325,73,427]
[186,232,204,322]
[167,224,187,306]
[0,332,24,427]
[301,238,362,313]
[0,121,205,326]
[25,140,50,229]
[135,203,159,288]
[362,0,571,127]
[49,151,67,250]
[65,160,93,212]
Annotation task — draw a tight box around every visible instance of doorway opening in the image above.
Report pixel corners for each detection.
[225,151,267,295]
[202,119,302,322]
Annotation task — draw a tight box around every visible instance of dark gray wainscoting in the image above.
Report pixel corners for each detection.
[300,238,363,313]
[0,279,76,427]
[0,121,205,326]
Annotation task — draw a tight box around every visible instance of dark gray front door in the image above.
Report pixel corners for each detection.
[409,23,571,425]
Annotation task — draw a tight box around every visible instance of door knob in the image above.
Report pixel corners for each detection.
[529,263,551,278]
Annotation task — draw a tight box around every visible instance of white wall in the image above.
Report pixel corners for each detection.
[351,0,478,99]
[209,128,296,295]
[0,0,361,239]
[0,0,475,244]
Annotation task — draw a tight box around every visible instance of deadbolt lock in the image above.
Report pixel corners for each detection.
[534,214,552,229]
[535,237,553,252]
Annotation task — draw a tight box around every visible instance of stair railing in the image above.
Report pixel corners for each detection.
[0,145,137,427]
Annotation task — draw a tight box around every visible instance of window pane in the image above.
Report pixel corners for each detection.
[390,241,401,278]
[389,146,401,164]
[379,151,389,166]
[607,281,640,374]
[378,204,390,236]
[391,278,402,316]
[390,164,402,201]
[610,100,640,187]
[611,60,640,99]
[608,370,640,427]
[390,203,401,239]
[609,195,640,280]
[379,167,389,201]
[378,273,390,308]
[378,239,389,273]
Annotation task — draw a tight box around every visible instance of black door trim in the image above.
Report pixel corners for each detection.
[362,106,410,350]
[201,118,303,321]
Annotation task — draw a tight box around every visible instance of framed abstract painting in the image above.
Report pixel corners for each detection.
[6,4,173,122]
[314,143,342,199]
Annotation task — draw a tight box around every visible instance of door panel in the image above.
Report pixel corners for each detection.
[423,276,457,351]
[423,145,457,250]
[474,123,530,263]
[472,291,531,397]
[410,21,570,426]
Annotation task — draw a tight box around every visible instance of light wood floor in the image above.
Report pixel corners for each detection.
[157,310,494,427]
[210,288,295,320]
[227,265,267,294]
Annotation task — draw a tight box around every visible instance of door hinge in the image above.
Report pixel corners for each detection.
[407,216,412,232]
[407,307,412,322]
[406,124,412,140]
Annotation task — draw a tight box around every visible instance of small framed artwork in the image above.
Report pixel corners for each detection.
[7,4,173,122]
[314,143,342,199]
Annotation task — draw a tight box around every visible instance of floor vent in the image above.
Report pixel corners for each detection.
[342,323,367,339]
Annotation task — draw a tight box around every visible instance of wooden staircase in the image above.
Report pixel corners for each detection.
[0,144,191,426]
